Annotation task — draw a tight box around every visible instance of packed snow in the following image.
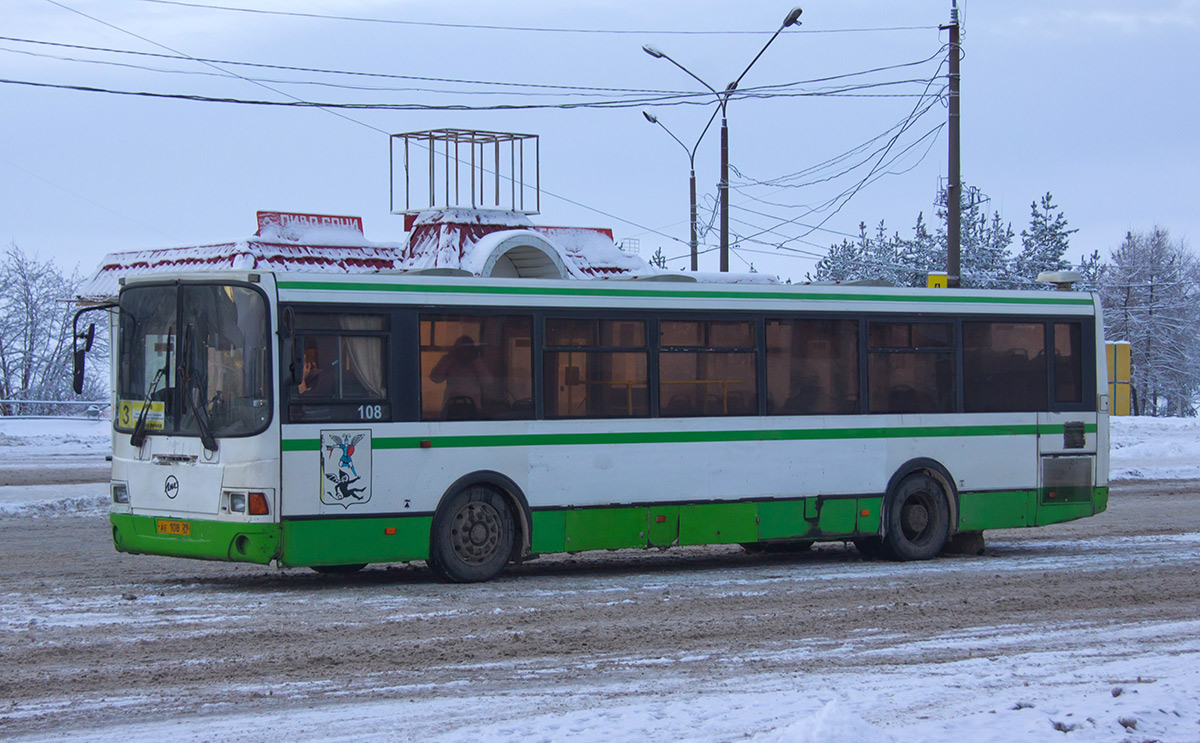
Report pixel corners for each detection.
[0,414,1197,742]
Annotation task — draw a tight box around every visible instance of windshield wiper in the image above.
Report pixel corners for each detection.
[180,324,218,452]
[130,365,165,448]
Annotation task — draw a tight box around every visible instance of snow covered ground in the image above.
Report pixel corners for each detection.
[1,415,1197,743]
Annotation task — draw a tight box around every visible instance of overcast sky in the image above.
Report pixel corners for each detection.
[2,0,1197,282]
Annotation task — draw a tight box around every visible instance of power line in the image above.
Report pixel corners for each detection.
[0,154,180,242]
[30,3,698,254]
[129,0,938,36]
[734,57,950,247]
[1,34,949,101]
[0,35,684,96]
[0,75,944,110]
[41,0,391,134]
[0,45,679,98]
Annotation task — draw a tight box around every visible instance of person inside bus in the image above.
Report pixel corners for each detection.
[430,335,495,419]
[298,346,333,397]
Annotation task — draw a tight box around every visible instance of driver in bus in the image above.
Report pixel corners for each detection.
[430,335,494,419]
[298,347,332,397]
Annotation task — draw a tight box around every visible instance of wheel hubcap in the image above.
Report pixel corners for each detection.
[900,495,932,542]
[449,502,502,565]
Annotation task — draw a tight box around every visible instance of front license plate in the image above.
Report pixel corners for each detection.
[156,519,191,536]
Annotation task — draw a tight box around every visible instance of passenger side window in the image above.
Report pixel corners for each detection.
[659,319,756,417]
[544,318,648,418]
[1053,322,1084,404]
[420,315,533,421]
[765,318,858,415]
[963,322,1047,412]
[289,312,389,423]
[867,321,955,414]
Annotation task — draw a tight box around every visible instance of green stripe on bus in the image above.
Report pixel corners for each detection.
[282,422,1097,452]
[276,280,1095,306]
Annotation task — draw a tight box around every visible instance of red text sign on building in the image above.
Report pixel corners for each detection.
[256,211,364,235]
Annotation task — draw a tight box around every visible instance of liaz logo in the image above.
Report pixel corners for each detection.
[164,475,179,499]
[319,430,371,508]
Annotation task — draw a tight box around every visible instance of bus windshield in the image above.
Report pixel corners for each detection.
[116,283,271,439]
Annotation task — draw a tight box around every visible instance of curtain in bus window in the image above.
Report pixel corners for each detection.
[867,321,955,414]
[1054,322,1084,404]
[765,318,858,415]
[963,322,1047,412]
[420,315,533,421]
[659,320,756,417]
[340,316,386,398]
[289,312,389,423]
[543,318,648,419]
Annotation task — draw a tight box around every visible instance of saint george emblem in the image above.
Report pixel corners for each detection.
[319,430,371,508]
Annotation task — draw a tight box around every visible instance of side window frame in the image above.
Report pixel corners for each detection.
[282,304,393,424]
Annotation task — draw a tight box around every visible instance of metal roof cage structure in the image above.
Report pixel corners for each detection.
[390,129,540,216]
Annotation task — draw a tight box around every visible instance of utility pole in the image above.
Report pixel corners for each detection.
[943,1,962,287]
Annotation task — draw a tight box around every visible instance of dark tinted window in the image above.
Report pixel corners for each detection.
[659,320,756,417]
[765,318,859,415]
[1054,322,1084,404]
[963,322,1047,412]
[868,321,955,414]
[420,315,533,421]
[545,318,647,418]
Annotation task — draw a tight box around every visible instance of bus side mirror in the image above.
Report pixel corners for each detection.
[73,347,86,395]
[72,321,96,395]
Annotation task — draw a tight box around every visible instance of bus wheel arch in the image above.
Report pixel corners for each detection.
[879,458,958,560]
[433,472,531,566]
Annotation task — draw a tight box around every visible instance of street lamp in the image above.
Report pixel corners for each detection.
[643,6,802,272]
[642,109,719,271]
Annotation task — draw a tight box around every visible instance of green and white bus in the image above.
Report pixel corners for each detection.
[83,271,1109,581]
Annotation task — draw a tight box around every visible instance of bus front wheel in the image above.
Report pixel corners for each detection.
[428,486,515,583]
[881,473,950,561]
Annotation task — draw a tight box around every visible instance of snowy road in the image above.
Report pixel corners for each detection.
[2,480,1199,742]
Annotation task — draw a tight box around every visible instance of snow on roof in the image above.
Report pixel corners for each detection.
[412,208,535,228]
[78,239,404,300]
[78,209,657,300]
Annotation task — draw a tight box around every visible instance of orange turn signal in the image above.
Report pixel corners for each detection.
[385,527,397,535]
[248,492,269,515]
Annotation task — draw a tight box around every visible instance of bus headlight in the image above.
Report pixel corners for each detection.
[228,492,246,513]
[112,483,129,504]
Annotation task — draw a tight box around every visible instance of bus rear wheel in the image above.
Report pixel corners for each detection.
[881,473,950,561]
[428,486,515,583]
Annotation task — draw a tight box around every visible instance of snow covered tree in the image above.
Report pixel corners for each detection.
[812,221,918,285]
[1099,228,1200,416]
[0,243,103,415]
[1014,193,1077,286]
[936,186,1016,289]
[896,212,942,287]
[811,223,867,282]
[814,184,1072,291]
[649,247,668,270]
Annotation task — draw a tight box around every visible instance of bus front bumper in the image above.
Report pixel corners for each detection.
[110,513,280,564]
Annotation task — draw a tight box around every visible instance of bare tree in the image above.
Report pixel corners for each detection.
[0,243,105,415]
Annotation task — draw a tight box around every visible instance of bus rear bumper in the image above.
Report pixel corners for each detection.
[110,513,280,564]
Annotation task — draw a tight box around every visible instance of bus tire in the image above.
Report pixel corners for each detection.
[311,563,367,574]
[428,486,515,583]
[881,473,950,561]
